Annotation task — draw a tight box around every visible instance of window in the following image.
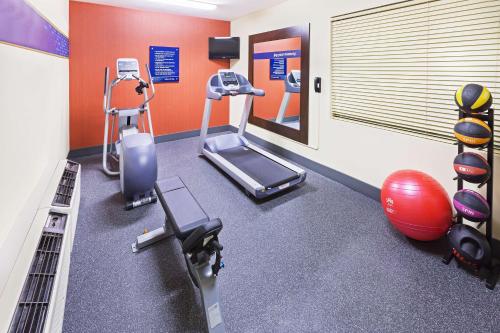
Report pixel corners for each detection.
[331,0,500,149]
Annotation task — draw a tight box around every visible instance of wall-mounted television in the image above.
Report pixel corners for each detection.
[209,37,240,59]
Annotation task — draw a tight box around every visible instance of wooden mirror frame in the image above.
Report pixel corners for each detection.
[248,24,310,145]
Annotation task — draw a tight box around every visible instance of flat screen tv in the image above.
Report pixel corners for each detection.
[209,37,240,59]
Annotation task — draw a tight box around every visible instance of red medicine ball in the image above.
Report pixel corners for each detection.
[381,170,452,241]
[453,152,491,184]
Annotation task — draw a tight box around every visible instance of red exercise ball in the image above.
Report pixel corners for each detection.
[381,170,452,241]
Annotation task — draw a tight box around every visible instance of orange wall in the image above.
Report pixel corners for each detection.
[253,37,301,121]
[69,2,230,149]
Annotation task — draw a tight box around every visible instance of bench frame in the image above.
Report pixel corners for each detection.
[131,176,225,333]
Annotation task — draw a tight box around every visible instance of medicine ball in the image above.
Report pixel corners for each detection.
[453,152,491,184]
[453,118,491,148]
[453,189,490,223]
[455,84,492,113]
[447,224,491,266]
[381,170,452,241]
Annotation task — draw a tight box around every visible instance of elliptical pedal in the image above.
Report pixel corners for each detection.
[125,193,157,210]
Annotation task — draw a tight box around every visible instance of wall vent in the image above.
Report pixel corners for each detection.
[8,214,67,333]
[52,161,79,207]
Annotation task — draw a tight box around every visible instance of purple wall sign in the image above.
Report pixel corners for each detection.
[0,0,69,57]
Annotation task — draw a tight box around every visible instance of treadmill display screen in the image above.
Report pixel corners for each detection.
[220,72,238,86]
[221,72,236,79]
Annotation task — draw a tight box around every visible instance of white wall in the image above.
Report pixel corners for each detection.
[0,0,69,274]
[230,0,500,238]
[26,0,69,32]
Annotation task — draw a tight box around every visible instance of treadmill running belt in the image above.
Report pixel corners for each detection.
[218,146,299,188]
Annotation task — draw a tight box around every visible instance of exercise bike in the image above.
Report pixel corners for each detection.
[102,58,158,210]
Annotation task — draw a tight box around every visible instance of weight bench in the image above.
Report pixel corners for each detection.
[131,176,225,333]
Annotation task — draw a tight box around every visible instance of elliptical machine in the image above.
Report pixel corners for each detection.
[103,58,158,210]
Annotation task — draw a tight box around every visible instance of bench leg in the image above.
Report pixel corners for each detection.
[131,223,170,253]
[190,260,225,333]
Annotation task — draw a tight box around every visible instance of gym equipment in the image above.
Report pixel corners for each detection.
[444,86,498,290]
[453,117,491,148]
[380,170,452,241]
[453,152,491,185]
[276,70,300,129]
[199,70,307,199]
[447,224,492,267]
[455,83,492,113]
[132,177,225,333]
[453,189,490,223]
[103,58,158,210]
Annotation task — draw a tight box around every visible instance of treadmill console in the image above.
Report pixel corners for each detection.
[117,58,140,80]
[218,70,240,90]
[288,70,301,88]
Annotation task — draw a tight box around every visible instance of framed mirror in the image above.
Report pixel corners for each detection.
[248,25,310,144]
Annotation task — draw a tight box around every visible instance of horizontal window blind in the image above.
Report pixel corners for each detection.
[331,0,500,149]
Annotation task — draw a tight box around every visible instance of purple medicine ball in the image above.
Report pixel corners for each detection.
[453,189,490,223]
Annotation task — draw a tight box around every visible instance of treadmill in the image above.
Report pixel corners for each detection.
[199,70,306,199]
[276,70,301,129]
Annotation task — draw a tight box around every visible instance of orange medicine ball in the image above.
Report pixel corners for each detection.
[453,118,491,148]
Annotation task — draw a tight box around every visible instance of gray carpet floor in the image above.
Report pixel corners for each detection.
[63,135,500,333]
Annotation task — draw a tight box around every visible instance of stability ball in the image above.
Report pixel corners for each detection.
[381,170,452,241]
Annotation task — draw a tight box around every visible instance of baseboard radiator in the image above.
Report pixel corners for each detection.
[2,160,81,333]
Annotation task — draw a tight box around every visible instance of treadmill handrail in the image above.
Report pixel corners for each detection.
[252,88,265,96]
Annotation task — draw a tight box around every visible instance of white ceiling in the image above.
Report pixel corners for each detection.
[74,0,287,20]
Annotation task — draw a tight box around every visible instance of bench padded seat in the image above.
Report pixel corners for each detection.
[155,177,209,240]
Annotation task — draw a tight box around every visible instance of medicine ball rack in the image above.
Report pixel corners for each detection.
[442,107,499,290]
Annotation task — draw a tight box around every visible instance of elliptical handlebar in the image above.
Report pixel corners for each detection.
[139,64,155,110]
[103,63,156,114]
[146,64,154,93]
[103,67,110,114]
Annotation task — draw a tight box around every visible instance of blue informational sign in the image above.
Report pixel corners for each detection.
[253,49,301,60]
[270,58,287,80]
[149,46,179,83]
